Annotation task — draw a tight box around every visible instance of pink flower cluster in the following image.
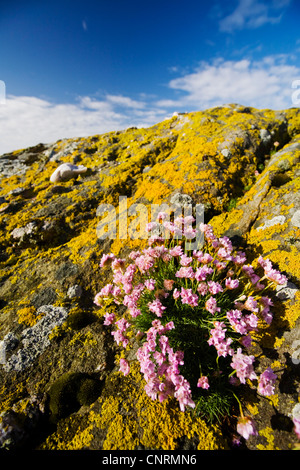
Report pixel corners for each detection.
[257,367,277,396]
[94,219,288,437]
[136,319,195,411]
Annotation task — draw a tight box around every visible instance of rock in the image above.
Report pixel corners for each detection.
[291,209,300,228]
[10,221,38,242]
[170,192,193,208]
[259,128,272,145]
[50,163,87,183]
[0,399,42,449]
[0,332,19,365]
[276,281,298,300]
[257,215,286,231]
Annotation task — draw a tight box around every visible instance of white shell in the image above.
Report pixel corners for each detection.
[50,163,87,183]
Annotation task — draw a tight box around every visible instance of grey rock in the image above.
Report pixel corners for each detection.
[67,284,83,299]
[221,148,231,158]
[260,128,272,145]
[291,209,300,228]
[276,281,298,300]
[10,221,38,242]
[0,399,42,449]
[170,193,193,208]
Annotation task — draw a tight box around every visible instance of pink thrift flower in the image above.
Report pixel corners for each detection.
[94,292,103,307]
[265,268,288,285]
[184,226,197,239]
[205,296,221,314]
[208,280,223,295]
[241,334,252,348]
[111,258,126,272]
[145,221,159,232]
[225,277,239,289]
[193,250,203,261]
[197,282,208,296]
[200,253,213,264]
[233,251,247,265]
[258,256,288,285]
[176,266,195,279]
[227,309,248,335]
[128,250,141,260]
[180,254,193,266]
[258,367,277,396]
[100,253,115,267]
[217,247,232,261]
[230,348,257,384]
[173,288,180,299]
[292,404,300,440]
[257,255,273,271]
[208,321,233,357]
[157,211,168,221]
[180,287,198,307]
[135,254,154,273]
[197,376,210,389]
[244,296,259,312]
[119,358,130,376]
[174,378,195,412]
[237,416,258,440]
[195,265,213,282]
[163,279,175,291]
[169,245,183,257]
[294,419,300,440]
[103,312,115,325]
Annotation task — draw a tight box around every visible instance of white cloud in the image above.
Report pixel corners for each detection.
[106,94,146,109]
[219,0,291,33]
[162,55,300,111]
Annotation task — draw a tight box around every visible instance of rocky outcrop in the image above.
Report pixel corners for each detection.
[0,104,299,450]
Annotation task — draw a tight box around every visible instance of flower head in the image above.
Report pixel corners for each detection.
[148,298,166,317]
[119,358,130,376]
[197,376,210,389]
[237,416,258,440]
[230,348,257,384]
[205,296,221,315]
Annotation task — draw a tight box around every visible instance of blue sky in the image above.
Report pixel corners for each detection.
[0,0,300,154]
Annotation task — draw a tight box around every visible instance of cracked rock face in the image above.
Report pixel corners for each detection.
[0,104,300,450]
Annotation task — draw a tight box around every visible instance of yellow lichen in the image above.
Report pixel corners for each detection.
[257,427,280,450]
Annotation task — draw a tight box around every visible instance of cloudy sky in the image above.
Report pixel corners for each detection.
[0,0,299,154]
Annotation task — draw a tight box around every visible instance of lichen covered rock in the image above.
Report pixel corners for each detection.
[0,104,299,450]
